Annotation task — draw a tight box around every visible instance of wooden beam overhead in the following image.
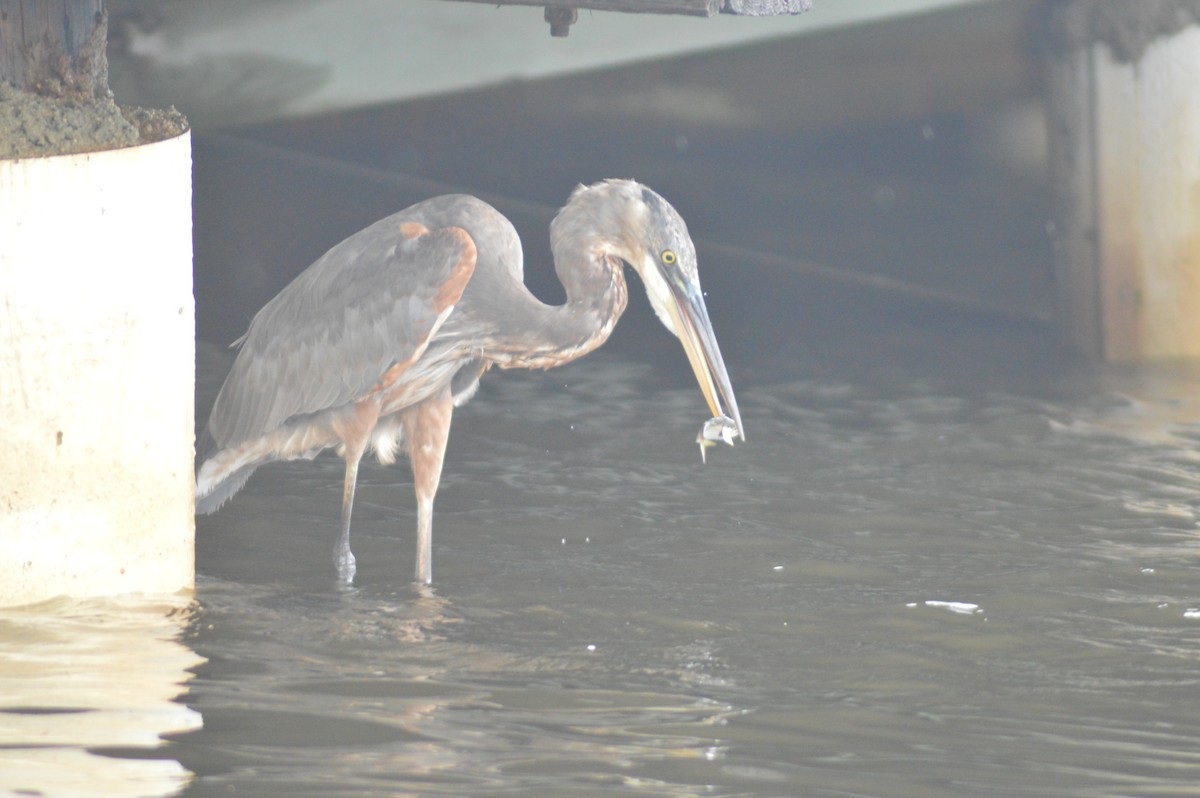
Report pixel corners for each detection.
[444,0,810,18]
[0,0,107,99]
[446,0,808,36]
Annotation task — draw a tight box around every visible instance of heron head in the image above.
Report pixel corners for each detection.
[563,180,744,441]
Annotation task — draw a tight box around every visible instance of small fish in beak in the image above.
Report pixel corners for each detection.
[697,414,739,463]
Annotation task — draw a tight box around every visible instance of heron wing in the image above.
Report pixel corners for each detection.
[207,215,477,447]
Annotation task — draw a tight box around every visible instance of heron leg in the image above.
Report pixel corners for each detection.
[333,401,380,585]
[401,387,454,585]
[335,442,367,584]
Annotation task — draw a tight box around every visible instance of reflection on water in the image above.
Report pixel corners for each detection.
[172,320,1200,796]
[171,575,742,796]
[0,594,203,797]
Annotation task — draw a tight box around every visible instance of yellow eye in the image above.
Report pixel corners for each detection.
[660,250,677,265]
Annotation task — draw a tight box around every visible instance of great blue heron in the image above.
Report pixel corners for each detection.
[196,180,743,584]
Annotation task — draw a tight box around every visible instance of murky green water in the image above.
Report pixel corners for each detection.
[180,319,1200,796]
[11,297,1200,796]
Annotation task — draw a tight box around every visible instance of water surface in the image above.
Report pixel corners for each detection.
[174,314,1200,797]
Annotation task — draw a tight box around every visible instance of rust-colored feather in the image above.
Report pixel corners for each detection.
[206,215,478,449]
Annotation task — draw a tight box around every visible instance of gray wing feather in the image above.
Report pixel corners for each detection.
[207,211,475,448]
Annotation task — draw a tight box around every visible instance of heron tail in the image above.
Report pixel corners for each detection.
[195,418,337,514]
[195,461,260,515]
[195,428,268,515]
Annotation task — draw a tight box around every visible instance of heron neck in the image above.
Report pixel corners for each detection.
[548,186,635,358]
[557,247,629,362]
[494,243,628,371]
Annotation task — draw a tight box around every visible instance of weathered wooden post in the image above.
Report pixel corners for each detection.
[0,0,195,605]
[1044,0,1200,361]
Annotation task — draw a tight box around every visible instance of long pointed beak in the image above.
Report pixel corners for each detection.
[662,276,744,441]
